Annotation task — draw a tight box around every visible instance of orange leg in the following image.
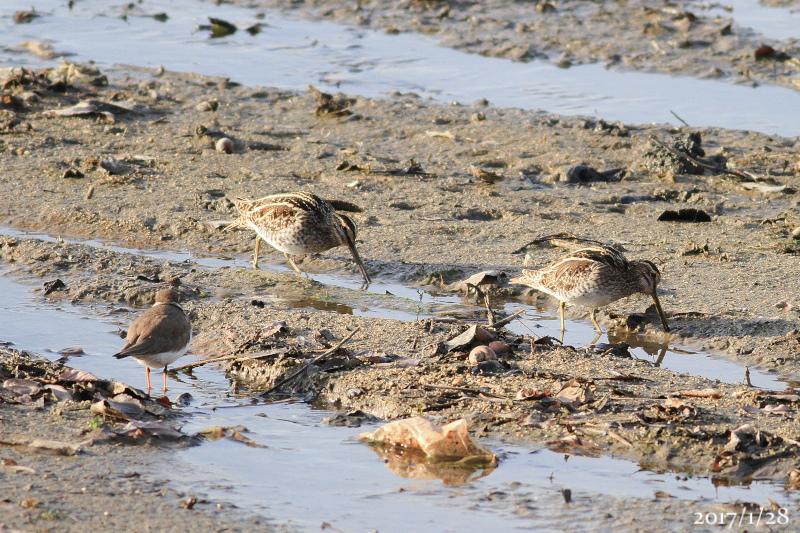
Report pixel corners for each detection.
[162,368,169,394]
[145,367,152,391]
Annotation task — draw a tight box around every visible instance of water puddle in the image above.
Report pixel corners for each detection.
[172,402,793,532]
[0,229,797,529]
[0,268,241,408]
[0,0,799,135]
[722,0,800,41]
[0,225,791,391]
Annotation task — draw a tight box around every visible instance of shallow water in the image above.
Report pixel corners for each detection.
[173,402,794,532]
[1,0,799,135]
[1,225,790,390]
[723,0,800,41]
[0,264,796,530]
[1,228,797,530]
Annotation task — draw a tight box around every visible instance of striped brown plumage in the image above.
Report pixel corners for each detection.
[227,192,371,284]
[511,245,669,334]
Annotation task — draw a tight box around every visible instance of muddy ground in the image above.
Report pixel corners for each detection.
[1,6,800,529]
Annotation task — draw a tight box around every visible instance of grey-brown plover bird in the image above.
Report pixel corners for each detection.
[113,288,192,393]
[511,245,669,334]
[227,191,371,284]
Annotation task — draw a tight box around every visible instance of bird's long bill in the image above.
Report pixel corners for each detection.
[346,239,371,285]
[651,292,670,332]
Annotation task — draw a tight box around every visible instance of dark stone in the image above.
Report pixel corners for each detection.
[657,208,712,222]
[642,132,705,175]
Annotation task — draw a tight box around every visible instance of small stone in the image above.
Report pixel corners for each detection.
[215,137,234,154]
[195,100,219,112]
[488,340,511,355]
[468,345,497,365]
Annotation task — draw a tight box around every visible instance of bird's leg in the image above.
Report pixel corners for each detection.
[558,301,566,332]
[145,367,152,392]
[162,367,168,394]
[252,237,261,269]
[590,331,602,345]
[284,253,304,275]
[590,309,603,334]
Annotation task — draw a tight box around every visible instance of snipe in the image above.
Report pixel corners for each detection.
[511,245,669,334]
[227,192,371,284]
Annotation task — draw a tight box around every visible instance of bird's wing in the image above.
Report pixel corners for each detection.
[113,309,190,358]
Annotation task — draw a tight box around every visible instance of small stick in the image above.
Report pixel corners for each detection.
[607,431,633,447]
[85,184,95,200]
[486,309,526,330]
[172,354,239,371]
[311,328,360,361]
[425,383,510,399]
[670,388,722,398]
[669,109,690,127]
[261,328,360,396]
[468,283,495,326]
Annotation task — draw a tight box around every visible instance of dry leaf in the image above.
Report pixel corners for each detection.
[2,378,41,396]
[724,424,754,452]
[554,380,594,406]
[0,458,36,474]
[260,321,287,338]
[27,438,83,456]
[445,325,495,351]
[59,368,99,382]
[117,420,185,441]
[360,417,495,464]
[198,426,267,448]
[448,270,507,292]
[43,384,73,402]
[90,397,145,421]
[515,388,542,400]
[762,404,792,414]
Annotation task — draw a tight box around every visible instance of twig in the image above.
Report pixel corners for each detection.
[261,328,360,396]
[424,383,510,399]
[669,109,690,127]
[607,431,633,447]
[311,328,360,360]
[172,354,239,371]
[647,134,759,181]
[671,388,721,399]
[467,283,495,326]
[486,309,526,330]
